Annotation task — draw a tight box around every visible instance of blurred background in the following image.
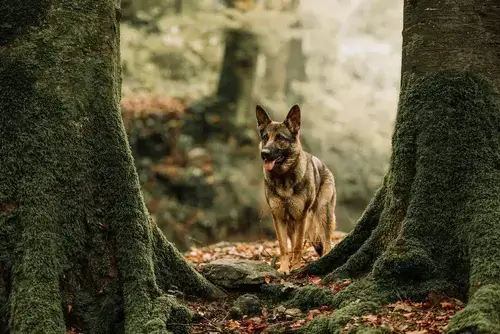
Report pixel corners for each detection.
[119,0,403,251]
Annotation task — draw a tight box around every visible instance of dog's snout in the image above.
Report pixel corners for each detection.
[261,149,271,161]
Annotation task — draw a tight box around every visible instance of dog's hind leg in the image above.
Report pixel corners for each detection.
[312,241,324,257]
[321,202,335,256]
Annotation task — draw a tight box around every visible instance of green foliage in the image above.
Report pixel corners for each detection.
[0,0,50,45]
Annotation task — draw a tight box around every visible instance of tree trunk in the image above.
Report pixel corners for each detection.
[299,1,500,333]
[216,0,260,126]
[174,0,183,14]
[0,1,223,333]
[262,0,306,105]
[284,0,306,105]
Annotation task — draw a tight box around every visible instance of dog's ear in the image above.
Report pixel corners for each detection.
[284,104,301,135]
[256,105,272,132]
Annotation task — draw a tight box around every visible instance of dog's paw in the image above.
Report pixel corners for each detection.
[278,266,290,275]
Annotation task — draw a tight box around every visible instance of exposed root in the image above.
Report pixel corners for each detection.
[304,178,387,276]
[146,294,192,334]
[151,221,226,300]
[447,285,500,334]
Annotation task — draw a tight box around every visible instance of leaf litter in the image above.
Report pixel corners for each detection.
[184,232,465,334]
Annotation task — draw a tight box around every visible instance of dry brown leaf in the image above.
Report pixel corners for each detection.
[440,302,453,309]
[290,319,305,328]
[393,302,413,312]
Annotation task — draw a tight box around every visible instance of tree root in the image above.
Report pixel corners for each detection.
[446,285,500,334]
[303,177,387,276]
[146,294,192,334]
[151,220,226,300]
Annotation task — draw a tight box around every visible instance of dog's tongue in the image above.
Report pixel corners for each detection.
[264,160,276,171]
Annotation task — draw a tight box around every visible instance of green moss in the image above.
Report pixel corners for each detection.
[372,239,436,282]
[304,300,380,334]
[144,294,192,334]
[0,0,223,333]
[0,0,50,45]
[285,286,335,311]
[447,285,500,334]
[151,222,225,299]
[295,70,500,332]
[305,176,387,276]
[347,326,392,334]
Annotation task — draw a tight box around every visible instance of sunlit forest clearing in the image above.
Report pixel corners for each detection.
[2,0,500,333]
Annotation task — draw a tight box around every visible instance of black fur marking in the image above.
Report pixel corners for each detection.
[313,242,324,257]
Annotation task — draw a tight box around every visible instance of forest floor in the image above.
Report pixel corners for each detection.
[184,232,465,334]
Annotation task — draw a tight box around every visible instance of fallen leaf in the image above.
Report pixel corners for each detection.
[440,302,453,309]
[309,275,322,285]
[306,309,321,321]
[393,302,412,312]
[362,314,378,323]
[290,319,305,328]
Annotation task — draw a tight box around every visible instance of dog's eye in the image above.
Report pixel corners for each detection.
[262,133,268,141]
[276,134,287,141]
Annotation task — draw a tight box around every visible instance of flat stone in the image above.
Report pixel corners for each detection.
[201,259,279,289]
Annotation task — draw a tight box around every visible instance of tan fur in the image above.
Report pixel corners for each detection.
[256,105,337,274]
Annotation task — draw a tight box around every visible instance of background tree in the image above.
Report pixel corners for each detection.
[215,0,260,127]
[0,0,223,333]
[261,0,306,105]
[296,0,500,333]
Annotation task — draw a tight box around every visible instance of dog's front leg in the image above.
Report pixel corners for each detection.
[290,216,307,271]
[273,217,290,274]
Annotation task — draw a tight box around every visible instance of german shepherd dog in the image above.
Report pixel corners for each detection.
[256,104,336,274]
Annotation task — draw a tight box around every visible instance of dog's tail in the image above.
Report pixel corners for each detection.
[312,241,324,257]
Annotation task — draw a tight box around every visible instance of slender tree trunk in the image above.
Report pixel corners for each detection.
[284,0,306,105]
[175,0,183,14]
[297,1,500,333]
[216,0,259,126]
[0,1,223,333]
[262,0,306,104]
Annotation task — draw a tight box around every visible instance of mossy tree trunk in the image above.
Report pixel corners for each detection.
[216,0,260,127]
[298,1,500,333]
[0,1,223,333]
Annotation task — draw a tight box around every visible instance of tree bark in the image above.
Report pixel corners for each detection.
[0,1,223,333]
[298,1,500,333]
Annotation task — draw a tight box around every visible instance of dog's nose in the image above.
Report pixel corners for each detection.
[261,149,271,161]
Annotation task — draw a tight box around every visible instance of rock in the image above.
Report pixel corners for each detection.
[202,259,279,289]
[229,294,262,319]
[261,282,299,301]
[284,308,302,317]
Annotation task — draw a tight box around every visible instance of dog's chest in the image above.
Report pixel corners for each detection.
[266,184,312,222]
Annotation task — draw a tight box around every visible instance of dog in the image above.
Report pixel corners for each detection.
[256,104,337,274]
